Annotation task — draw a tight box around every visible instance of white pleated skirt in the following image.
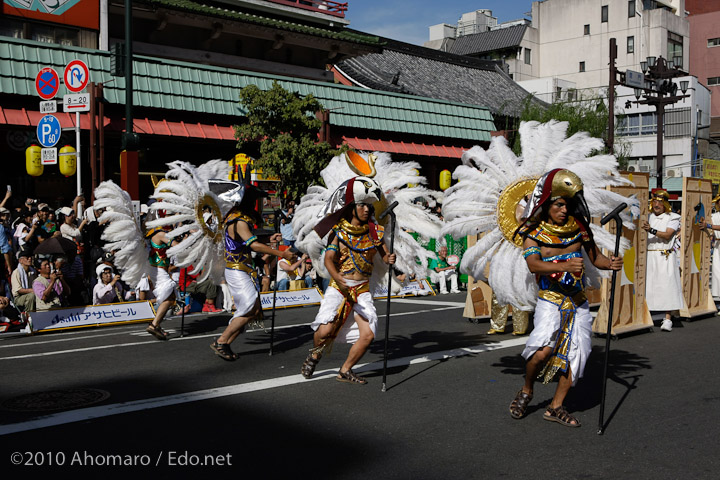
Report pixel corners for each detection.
[522,298,593,385]
[311,279,377,344]
[225,268,259,320]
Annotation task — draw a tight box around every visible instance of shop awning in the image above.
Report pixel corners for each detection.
[342,136,466,158]
[0,107,236,141]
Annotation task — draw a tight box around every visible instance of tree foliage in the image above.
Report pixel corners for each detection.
[234,81,338,199]
[513,90,630,169]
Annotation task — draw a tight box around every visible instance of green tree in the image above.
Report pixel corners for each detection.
[513,90,630,169]
[234,81,338,199]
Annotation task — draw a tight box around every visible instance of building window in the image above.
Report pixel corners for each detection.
[708,38,720,47]
[524,48,531,65]
[628,0,636,17]
[627,36,634,53]
[667,31,683,63]
[708,77,720,86]
[584,24,590,35]
[579,61,586,72]
[602,5,609,23]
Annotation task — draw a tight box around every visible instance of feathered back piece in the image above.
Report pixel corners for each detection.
[442,120,639,310]
[294,150,442,282]
[94,180,152,288]
[146,160,230,283]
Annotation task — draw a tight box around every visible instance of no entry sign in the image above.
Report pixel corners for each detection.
[35,68,60,100]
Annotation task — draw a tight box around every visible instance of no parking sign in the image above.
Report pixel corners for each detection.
[35,68,60,100]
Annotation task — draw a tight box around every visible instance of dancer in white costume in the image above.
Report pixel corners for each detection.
[441,121,635,427]
[642,189,685,332]
[294,150,441,383]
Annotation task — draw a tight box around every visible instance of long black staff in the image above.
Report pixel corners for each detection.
[269,271,279,356]
[179,269,187,338]
[598,202,627,435]
[379,201,399,392]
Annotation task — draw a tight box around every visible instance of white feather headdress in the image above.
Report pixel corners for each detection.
[442,120,639,310]
[294,151,442,283]
[94,180,152,288]
[145,160,230,284]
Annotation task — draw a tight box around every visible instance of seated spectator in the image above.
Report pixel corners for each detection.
[11,250,36,312]
[58,255,86,306]
[178,267,222,313]
[429,246,460,295]
[276,251,312,290]
[93,264,133,305]
[0,295,26,332]
[32,257,70,310]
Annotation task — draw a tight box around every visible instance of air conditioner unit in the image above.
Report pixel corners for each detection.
[628,166,636,172]
[666,169,676,177]
[639,165,650,172]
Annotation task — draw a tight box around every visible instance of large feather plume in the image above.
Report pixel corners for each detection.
[94,180,151,288]
[443,120,639,310]
[294,151,442,283]
[145,160,228,283]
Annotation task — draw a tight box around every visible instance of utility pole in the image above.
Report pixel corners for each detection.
[120,0,140,199]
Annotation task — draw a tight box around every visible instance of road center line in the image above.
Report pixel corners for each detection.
[0,336,525,436]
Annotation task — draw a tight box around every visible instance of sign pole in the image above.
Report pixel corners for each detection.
[76,111,83,214]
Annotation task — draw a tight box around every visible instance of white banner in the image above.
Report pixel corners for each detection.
[260,287,324,310]
[30,301,156,332]
[373,279,435,298]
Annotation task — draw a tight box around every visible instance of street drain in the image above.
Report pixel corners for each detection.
[1,388,110,412]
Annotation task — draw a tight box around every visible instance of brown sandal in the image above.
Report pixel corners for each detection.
[543,405,581,427]
[301,353,321,379]
[210,341,240,361]
[509,389,533,419]
[336,369,367,384]
[146,323,168,341]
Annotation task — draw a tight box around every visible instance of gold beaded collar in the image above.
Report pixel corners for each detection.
[539,217,580,237]
[337,219,369,235]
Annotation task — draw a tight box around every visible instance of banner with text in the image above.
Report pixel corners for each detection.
[260,288,324,310]
[703,159,720,184]
[30,301,156,332]
[373,279,435,298]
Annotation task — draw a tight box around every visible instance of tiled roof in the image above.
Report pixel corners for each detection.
[140,0,382,46]
[335,36,536,117]
[0,37,495,142]
[449,24,527,56]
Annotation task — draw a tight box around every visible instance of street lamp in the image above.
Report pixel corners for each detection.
[634,55,689,189]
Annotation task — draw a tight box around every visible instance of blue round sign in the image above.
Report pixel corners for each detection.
[37,114,61,148]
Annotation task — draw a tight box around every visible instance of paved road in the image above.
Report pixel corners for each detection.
[1,294,718,478]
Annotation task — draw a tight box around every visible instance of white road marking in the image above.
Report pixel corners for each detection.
[0,306,463,360]
[393,298,466,307]
[0,336,525,436]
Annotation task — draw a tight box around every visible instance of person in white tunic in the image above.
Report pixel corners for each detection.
[642,189,685,332]
[699,195,720,299]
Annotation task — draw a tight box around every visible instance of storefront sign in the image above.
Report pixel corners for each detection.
[3,0,99,30]
[703,159,720,184]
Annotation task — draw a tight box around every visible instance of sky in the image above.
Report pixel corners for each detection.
[344,0,532,46]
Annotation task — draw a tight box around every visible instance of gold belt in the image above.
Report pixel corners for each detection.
[537,288,586,384]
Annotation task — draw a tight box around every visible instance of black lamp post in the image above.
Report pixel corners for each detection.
[635,55,689,190]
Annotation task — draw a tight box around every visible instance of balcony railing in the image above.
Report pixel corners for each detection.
[264,0,348,18]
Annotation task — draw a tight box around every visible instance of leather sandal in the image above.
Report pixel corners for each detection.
[543,405,581,427]
[336,369,367,385]
[301,353,321,379]
[509,389,532,419]
[146,323,168,341]
[210,341,239,361]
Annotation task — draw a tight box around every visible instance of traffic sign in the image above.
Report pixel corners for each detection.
[63,93,90,112]
[36,114,61,148]
[40,100,57,114]
[35,68,60,100]
[64,59,89,93]
[41,148,58,165]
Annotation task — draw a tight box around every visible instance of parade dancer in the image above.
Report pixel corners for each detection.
[510,169,622,427]
[701,194,720,298]
[294,150,441,383]
[442,121,636,427]
[642,189,685,331]
[207,179,295,360]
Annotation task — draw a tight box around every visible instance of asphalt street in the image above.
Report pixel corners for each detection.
[0,293,718,479]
